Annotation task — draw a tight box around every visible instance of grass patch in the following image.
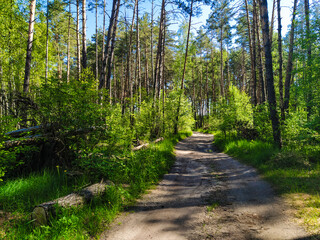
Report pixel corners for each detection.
[212,131,320,234]
[1,131,192,239]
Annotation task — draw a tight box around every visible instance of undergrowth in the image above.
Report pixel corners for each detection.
[211,130,320,234]
[0,131,192,239]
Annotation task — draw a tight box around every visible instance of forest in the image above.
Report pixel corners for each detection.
[0,0,320,238]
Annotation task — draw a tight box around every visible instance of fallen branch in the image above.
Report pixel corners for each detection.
[132,137,164,151]
[31,180,113,226]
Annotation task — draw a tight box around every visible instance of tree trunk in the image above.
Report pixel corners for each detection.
[32,182,113,226]
[270,0,276,45]
[256,9,265,103]
[219,25,224,98]
[136,0,142,106]
[106,0,120,103]
[174,0,192,134]
[305,0,312,118]
[67,0,71,83]
[45,0,49,83]
[101,0,106,83]
[283,0,298,119]
[244,0,255,101]
[277,0,284,120]
[82,0,87,70]
[99,0,121,90]
[150,0,154,95]
[260,0,282,148]
[24,0,36,93]
[76,0,81,79]
[95,0,98,81]
[251,0,258,105]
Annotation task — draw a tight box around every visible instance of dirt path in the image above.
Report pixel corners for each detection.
[100,132,310,240]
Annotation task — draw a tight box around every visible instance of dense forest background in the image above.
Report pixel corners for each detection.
[0,0,320,238]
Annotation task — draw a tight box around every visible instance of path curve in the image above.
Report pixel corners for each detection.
[100,132,309,240]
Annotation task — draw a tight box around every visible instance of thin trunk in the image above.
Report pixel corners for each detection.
[277,0,284,119]
[252,0,257,105]
[136,0,142,106]
[145,44,149,94]
[67,0,71,83]
[283,0,298,118]
[95,0,98,81]
[305,0,312,118]
[82,0,87,70]
[244,0,254,100]
[256,9,265,103]
[220,26,224,98]
[260,0,282,148]
[174,0,192,134]
[101,0,106,79]
[151,0,154,94]
[206,64,209,116]
[181,0,193,90]
[106,0,120,103]
[24,0,36,93]
[77,0,81,78]
[45,0,49,83]
[270,0,276,45]
[154,0,165,101]
[99,0,120,89]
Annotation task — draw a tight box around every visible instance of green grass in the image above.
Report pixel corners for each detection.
[0,170,89,212]
[1,131,192,239]
[212,131,320,234]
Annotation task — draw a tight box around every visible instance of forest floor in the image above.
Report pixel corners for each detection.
[100,132,312,240]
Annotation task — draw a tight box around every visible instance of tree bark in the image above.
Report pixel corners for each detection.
[32,182,113,226]
[270,0,276,45]
[105,0,120,103]
[277,0,284,120]
[67,0,71,83]
[244,0,255,102]
[82,0,87,70]
[219,25,224,98]
[283,0,298,118]
[99,0,121,90]
[174,0,192,134]
[24,0,37,93]
[136,0,142,106]
[45,0,49,83]
[305,0,312,118]
[76,0,81,79]
[255,8,265,103]
[260,0,282,148]
[95,0,98,81]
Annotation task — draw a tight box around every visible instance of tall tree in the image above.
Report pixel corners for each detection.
[77,0,81,77]
[283,0,298,118]
[277,0,284,119]
[82,0,87,70]
[305,0,312,118]
[24,0,37,93]
[260,0,282,148]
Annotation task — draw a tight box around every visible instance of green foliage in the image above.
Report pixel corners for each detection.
[2,132,191,239]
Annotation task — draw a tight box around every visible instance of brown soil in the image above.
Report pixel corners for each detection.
[100,132,311,240]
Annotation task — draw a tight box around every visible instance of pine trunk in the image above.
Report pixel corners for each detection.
[24,0,36,93]
[283,0,298,119]
[260,0,282,148]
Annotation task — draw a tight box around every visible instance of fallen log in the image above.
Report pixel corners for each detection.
[132,137,164,151]
[31,180,113,226]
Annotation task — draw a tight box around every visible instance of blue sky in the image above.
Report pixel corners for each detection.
[84,0,295,42]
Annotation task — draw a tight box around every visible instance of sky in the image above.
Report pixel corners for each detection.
[85,0,296,42]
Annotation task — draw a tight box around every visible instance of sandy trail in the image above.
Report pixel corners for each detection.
[100,132,310,240]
